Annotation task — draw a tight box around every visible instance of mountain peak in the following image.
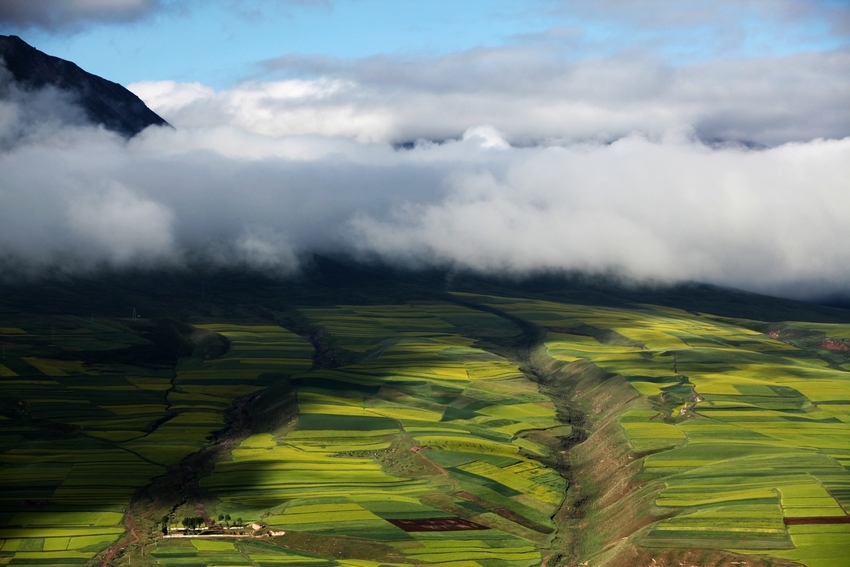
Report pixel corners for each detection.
[0,34,170,138]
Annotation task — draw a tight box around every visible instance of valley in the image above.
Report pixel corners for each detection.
[0,265,848,566]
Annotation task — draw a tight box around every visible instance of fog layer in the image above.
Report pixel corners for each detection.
[2,33,849,299]
[1,104,848,298]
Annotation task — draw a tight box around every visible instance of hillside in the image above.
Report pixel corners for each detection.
[0,34,169,137]
[0,262,848,567]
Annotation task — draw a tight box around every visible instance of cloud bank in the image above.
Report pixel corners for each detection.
[2,31,850,300]
[0,104,848,299]
[0,65,90,148]
[0,0,328,32]
[132,46,850,148]
[0,0,161,31]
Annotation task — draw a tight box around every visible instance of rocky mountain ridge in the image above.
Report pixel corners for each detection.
[0,34,169,137]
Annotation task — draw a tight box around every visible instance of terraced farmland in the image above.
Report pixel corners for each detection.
[0,313,313,566]
[457,293,850,566]
[0,315,172,566]
[200,302,567,566]
[1,270,849,567]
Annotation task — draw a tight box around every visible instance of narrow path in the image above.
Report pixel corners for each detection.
[236,541,260,567]
[409,443,455,490]
[98,508,140,567]
[367,408,458,492]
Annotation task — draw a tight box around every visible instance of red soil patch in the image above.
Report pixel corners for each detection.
[387,518,489,532]
[821,338,850,352]
[784,516,850,525]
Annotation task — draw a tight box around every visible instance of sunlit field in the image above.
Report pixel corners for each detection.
[199,303,564,567]
[0,271,848,567]
[458,293,850,567]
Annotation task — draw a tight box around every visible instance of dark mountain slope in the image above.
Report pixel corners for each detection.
[0,34,169,137]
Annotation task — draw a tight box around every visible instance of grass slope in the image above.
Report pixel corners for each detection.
[0,261,848,567]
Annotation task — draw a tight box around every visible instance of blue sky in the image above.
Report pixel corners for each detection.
[3,0,848,88]
[31,1,557,86]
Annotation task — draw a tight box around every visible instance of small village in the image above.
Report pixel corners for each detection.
[161,515,285,539]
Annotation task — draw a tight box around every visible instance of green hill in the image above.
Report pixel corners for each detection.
[0,260,848,567]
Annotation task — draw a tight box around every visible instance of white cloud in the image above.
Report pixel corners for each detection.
[131,78,394,143]
[0,67,89,148]
[347,136,850,297]
[66,183,176,264]
[0,0,329,31]
[462,126,509,150]
[0,0,160,30]
[3,36,850,300]
[1,104,848,299]
[232,229,299,274]
[131,47,850,148]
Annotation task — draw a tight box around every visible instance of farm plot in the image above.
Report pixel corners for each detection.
[195,302,564,566]
[123,323,313,466]
[456,294,850,566]
[0,316,177,565]
[0,315,313,566]
[6,284,847,567]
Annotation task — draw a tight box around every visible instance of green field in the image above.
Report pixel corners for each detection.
[1,268,848,566]
[0,313,313,565]
[458,293,850,566]
[200,302,564,566]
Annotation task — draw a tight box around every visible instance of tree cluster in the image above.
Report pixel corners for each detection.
[217,513,244,528]
[181,516,205,532]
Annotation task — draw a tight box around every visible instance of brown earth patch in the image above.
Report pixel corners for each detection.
[387,517,489,532]
[607,544,802,567]
[784,515,850,525]
[821,338,850,352]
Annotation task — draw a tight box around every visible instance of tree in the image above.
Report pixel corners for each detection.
[224,513,231,527]
[181,516,205,533]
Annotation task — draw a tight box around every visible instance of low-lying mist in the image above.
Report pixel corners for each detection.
[1,50,849,302]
